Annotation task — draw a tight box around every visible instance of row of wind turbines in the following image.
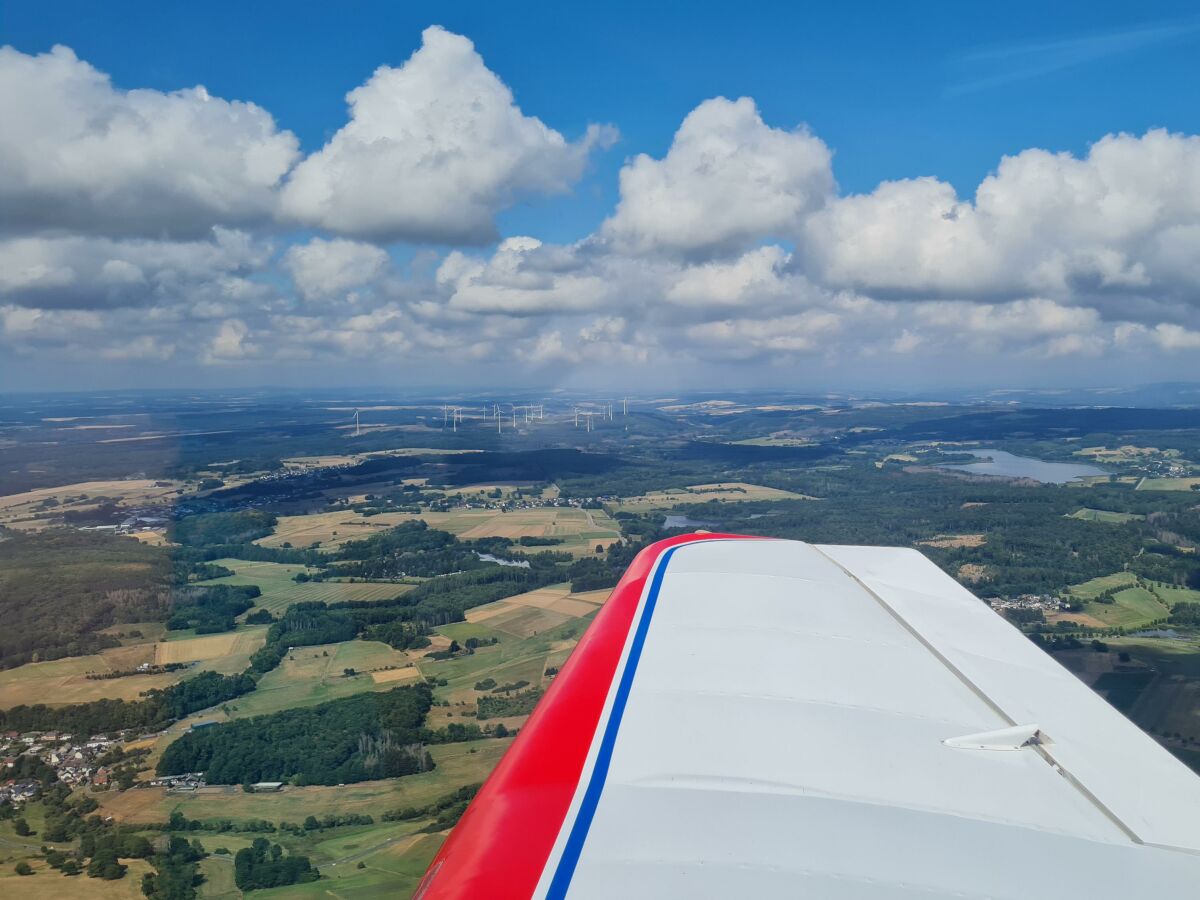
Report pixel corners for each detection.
[435,399,630,433]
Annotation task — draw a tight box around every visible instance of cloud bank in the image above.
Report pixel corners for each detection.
[3,28,1200,388]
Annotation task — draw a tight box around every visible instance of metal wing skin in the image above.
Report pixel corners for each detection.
[415,534,1200,899]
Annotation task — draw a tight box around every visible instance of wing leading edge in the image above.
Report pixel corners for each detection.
[416,535,1200,899]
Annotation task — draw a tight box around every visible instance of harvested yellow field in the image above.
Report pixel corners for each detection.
[468,584,606,625]
[372,667,421,684]
[257,510,416,548]
[0,644,179,708]
[0,478,183,507]
[0,859,154,898]
[614,481,815,511]
[155,628,267,670]
[465,600,516,623]
[919,533,987,549]
[260,504,622,556]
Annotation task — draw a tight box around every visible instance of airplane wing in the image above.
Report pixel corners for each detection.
[415,534,1200,898]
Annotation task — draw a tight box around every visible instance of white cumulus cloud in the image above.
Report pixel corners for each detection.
[0,45,299,238]
[603,97,834,258]
[280,26,615,243]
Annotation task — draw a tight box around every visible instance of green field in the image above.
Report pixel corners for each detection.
[1068,507,1145,524]
[254,831,445,899]
[427,616,586,703]
[1067,571,1138,599]
[1135,477,1200,491]
[1153,584,1200,608]
[198,559,412,616]
[216,640,419,720]
[1085,587,1171,629]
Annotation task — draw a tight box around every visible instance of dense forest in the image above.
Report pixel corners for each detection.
[0,529,171,669]
[157,684,435,785]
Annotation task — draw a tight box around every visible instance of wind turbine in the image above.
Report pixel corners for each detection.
[352,409,361,437]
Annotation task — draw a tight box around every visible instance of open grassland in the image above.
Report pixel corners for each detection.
[154,627,268,673]
[0,644,171,708]
[254,831,445,899]
[222,641,418,719]
[1068,507,1146,524]
[1086,587,1170,629]
[611,481,816,512]
[1067,571,1138,599]
[0,858,154,898]
[1155,584,1200,607]
[1136,477,1200,491]
[427,615,588,704]
[198,559,411,615]
[0,627,266,708]
[197,857,240,898]
[98,739,514,825]
[256,510,420,549]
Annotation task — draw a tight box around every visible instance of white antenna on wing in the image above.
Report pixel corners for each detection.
[353,409,361,437]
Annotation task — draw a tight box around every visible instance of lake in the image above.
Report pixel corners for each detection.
[937,449,1107,484]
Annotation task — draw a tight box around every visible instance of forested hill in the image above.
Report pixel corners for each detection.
[0,529,171,669]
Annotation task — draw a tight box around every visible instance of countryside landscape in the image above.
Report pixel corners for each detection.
[1,388,1199,896]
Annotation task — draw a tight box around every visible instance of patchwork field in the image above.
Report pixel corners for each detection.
[198,559,411,615]
[427,615,589,704]
[221,640,419,719]
[611,481,816,512]
[0,627,267,708]
[465,584,608,635]
[256,511,420,549]
[1090,588,1169,629]
[258,505,622,556]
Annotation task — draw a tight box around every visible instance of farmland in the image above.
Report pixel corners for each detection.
[1136,477,1200,492]
[610,481,816,513]
[0,627,265,707]
[197,559,411,616]
[257,504,622,557]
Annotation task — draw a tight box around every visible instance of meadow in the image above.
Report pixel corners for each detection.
[609,481,816,513]
[198,559,411,616]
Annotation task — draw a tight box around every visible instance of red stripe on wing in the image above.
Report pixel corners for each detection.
[414,532,753,899]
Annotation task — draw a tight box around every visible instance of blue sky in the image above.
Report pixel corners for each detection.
[2,3,1200,390]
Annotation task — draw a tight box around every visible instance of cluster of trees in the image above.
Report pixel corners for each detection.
[233,838,318,891]
[477,689,543,720]
[167,583,261,633]
[141,836,208,900]
[157,684,435,785]
[1170,603,1200,626]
